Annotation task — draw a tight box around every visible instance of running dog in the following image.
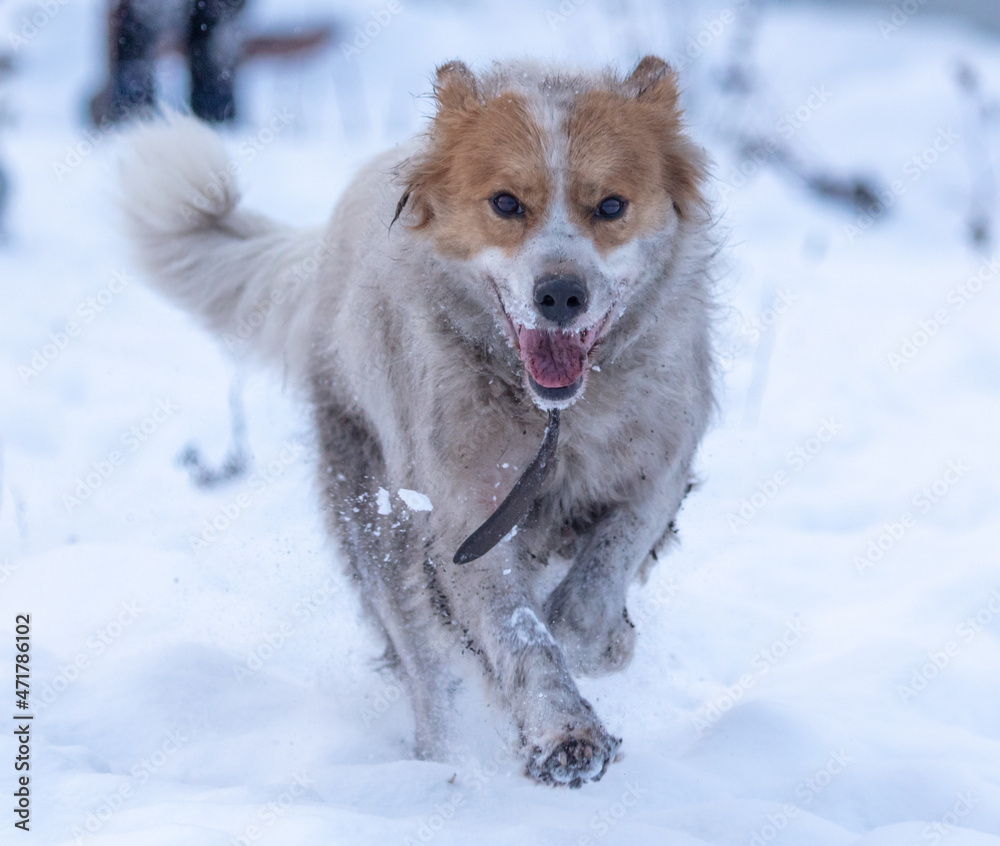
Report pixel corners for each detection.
[120,56,715,787]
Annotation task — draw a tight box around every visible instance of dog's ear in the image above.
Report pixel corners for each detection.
[623,56,707,220]
[624,55,680,105]
[434,61,479,111]
[399,62,479,229]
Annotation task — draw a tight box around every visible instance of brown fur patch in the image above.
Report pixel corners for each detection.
[404,57,706,260]
[565,60,707,254]
[403,63,552,259]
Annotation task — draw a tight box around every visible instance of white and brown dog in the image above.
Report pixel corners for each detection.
[120,56,715,787]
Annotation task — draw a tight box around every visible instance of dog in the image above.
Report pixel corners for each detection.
[119,55,715,787]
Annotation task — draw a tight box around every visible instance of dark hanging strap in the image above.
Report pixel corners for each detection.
[453,409,560,565]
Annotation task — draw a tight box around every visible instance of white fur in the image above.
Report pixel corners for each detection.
[119,113,326,376]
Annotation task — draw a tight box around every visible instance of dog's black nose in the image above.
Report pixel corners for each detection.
[533,275,589,326]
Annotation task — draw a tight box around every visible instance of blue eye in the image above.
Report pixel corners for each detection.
[492,193,524,217]
[596,197,626,219]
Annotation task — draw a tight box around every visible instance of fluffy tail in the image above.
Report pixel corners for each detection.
[119,113,326,372]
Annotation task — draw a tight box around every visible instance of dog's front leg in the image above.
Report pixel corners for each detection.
[436,546,620,786]
[544,471,691,676]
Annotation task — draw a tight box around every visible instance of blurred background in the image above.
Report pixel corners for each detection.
[1,1,999,844]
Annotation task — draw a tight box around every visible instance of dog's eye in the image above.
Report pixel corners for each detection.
[492,193,524,217]
[595,196,626,219]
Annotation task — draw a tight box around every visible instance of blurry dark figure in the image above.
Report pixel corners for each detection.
[88,0,335,127]
[91,0,247,125]
[0,51,12,236]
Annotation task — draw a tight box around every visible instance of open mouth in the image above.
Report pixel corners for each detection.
[527,373,583,402]
[511,316,611,404]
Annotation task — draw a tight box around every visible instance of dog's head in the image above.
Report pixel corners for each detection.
[399,56,707,409]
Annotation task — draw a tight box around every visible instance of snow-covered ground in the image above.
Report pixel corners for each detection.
[2,0,1000,843]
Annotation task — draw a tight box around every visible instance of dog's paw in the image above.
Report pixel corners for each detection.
[545,584,636,676]
[525,722,621,788]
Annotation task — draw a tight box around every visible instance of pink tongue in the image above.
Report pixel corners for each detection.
[517,328,586,389]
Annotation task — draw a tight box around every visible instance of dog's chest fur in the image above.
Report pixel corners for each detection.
[312,262,705,564]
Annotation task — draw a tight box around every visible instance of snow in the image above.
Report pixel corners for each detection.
[376,487,392,516]
[397,489,433,513]
[510,607,558,649]
[2,0,1000,844]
